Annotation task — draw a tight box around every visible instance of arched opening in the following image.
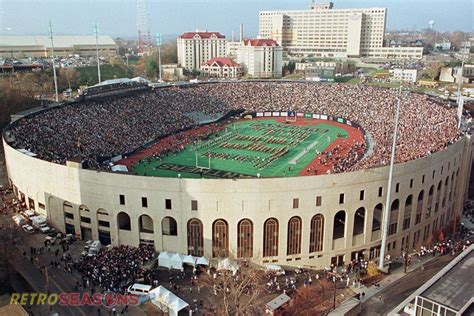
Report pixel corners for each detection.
[117,212,131,231]
[309,214,324,253]
[97,209,111,245]
[237,219,253,258]
[416,190,424,224]
[443,177,449,208]
[403,195,413,230]
[353,207,365,236]
[79,205,89,212]
[263,218,279,257]
[139,214,154,233]
[372,203,383,232]
[428,185,434,206]
[435,180,442,213]
[187,219,203,256]
[287,216,302,255]
[389,199,399,235]
[333,211,346,240]
[162,217,177,236]
[212,219,228,258]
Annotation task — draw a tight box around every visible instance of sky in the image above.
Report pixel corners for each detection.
[0,0,472,40]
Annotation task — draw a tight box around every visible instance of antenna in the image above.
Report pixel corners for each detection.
[137,0,151,54]
[94,21,102,84]
[48,20,59,103]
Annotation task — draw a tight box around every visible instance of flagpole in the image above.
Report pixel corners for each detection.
[456,41,468,129]
[379,59,405,270]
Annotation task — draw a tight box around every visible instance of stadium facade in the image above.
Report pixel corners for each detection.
[0,35,117,58]
[3,84,473,268]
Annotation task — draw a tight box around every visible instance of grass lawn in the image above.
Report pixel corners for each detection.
[134,119,348,178]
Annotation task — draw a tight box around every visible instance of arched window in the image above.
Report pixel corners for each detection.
[187,219,203,256]
[287,216,302,255]
[372,203,383,232]
[416,190,424,224]
[333,211,346,240]
[237,219,253,258]
[403,195,413,230]
[263,218,279,257]
[139,214,154,233]
[391,199,399,212]
[353,207,365,236]
[79,205,89,212]
[212,219,228,258]
[162,217,177,236]
[309,214,324,253]
[117,212,131,231]
[389,200,399,235]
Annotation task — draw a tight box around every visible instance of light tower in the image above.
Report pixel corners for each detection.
[137,0,151,54]
[48,20,59,103]
[94,21,101,84]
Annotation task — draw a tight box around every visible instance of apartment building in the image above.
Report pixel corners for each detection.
[177,31,227,71]
[259,1,422,59]
[237,39,283,78]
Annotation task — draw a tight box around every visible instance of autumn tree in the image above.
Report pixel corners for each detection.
[200,261,266,315]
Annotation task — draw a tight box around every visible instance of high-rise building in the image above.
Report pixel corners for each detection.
[177,31,227,71]
[259,1,423,59]
[237,39,282,78]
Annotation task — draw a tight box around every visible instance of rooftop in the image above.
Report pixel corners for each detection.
[0,35,116,48]
[419,246,474,311]
[202,57,239,67]
[179,32,225,39]
[244,39,279,47]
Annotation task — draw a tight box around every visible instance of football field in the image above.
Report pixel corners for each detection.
[133,119,348,178]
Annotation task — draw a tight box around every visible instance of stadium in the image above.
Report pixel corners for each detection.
[3,81,473,268]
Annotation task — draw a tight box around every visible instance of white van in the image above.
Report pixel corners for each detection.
[12,215,27,226]
[88,240,102,256]
[265,264,286,276]
[127,283,152,296]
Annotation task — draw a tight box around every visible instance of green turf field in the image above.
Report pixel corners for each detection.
[134,119,348,178]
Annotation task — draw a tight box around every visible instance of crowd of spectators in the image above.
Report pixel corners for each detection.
[10,82,461,173]
[75,244,155,293]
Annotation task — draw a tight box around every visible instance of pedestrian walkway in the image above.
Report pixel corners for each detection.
[328,254,439,316]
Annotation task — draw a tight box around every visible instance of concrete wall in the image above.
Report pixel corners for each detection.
[4,134,472,268]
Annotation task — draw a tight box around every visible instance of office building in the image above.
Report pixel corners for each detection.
[258,1,423,59]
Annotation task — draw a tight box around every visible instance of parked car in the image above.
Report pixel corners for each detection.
[22,224,34,234]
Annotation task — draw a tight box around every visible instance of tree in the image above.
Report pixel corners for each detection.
[287,60,296,74]
[200,260,265,315]
[421,62,442,81]
[59,68,79,90]
[145,57,158,79]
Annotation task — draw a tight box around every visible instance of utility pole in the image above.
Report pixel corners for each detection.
[94,21,102,84]
[48,20,59,102]
[379,59,405,270]
[332,275,337,310]
[156,33,162,81]
[404,232,410,273]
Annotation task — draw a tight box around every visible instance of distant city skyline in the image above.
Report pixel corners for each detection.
[0,0,472,40]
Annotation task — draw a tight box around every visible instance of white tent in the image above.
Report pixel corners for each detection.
[217,258,239,275]
[183,255,197,266]
[196,256,209,266]
[170,253,185,271]
[149,286,189,316]
[158,252,171,269]
[111,165,128,172]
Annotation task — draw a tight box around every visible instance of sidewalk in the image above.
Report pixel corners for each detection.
[328,254,438,316]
